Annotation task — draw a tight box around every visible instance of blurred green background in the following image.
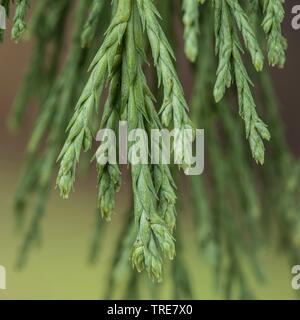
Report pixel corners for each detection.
[1,3,300,300]
[0,165,297,299]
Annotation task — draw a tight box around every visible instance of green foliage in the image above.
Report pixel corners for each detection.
[182,0,201,62]
[11,0,30,41]
[2,0,299,299]
[213,0,270,164]
[81,0,105,48]
[261,0,287,67]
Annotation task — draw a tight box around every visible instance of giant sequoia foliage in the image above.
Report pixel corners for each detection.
[1,0,299,298]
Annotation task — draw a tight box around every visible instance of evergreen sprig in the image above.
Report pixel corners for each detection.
[137,0,194,168]
[182,0,205,62]
[226,0,264,71]
[57,0,180,281]
[123,2,176,281]
[8,0,71,131]
[56,0,131,199]
[96,69,121,221]
[2,0,299,299]
[261,0,287,67]
[232,43,271,164]
[13,0,92,266]
[213,0,270,164]
[81,0,104,48]
[11,0,30,41]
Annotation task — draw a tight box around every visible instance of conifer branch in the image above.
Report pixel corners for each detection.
[122,4,175,281]
[137,0,194,168]
[213,0,270,164]
[261,0,287,67]
[11,0,30,41]
[182,0,200,62]
[57,0,131,198]
[81,0,104,48]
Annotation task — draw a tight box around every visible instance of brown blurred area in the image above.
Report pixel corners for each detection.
[0,36,33,162]
[274,0,300,156]
[0,1,300,165]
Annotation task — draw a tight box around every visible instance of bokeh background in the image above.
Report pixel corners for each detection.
[0,2,300,300]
